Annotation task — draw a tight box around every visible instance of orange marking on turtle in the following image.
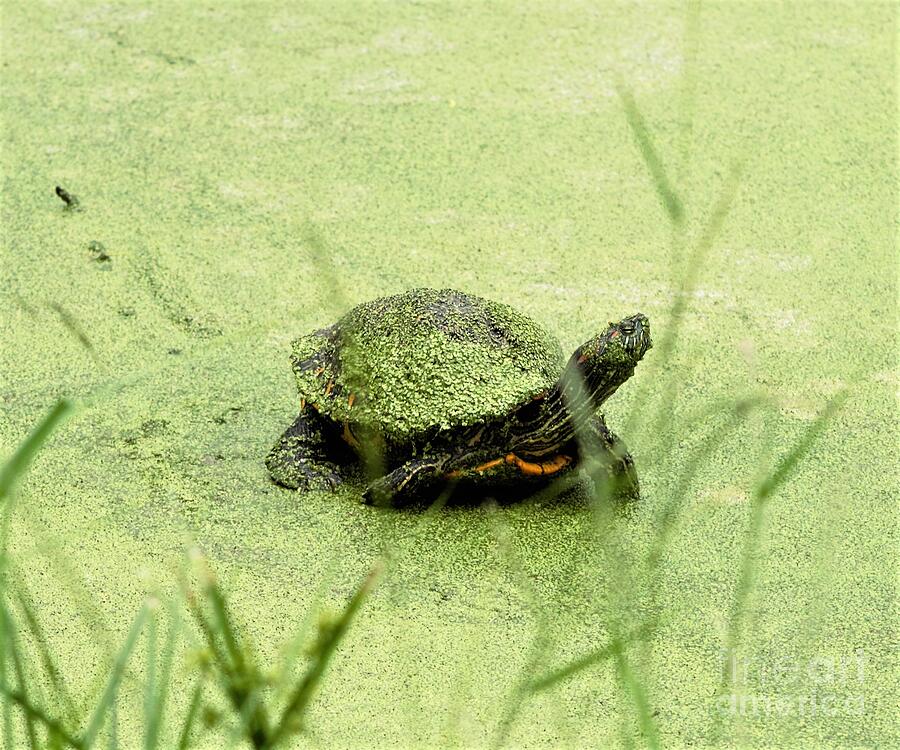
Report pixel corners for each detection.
[342,421,360,448]
[324,381,334,397]
[347,393,356,409]
[473,457,504,474]
[505,452,572,476]
[300,397,306,410]
[446,452,572,481]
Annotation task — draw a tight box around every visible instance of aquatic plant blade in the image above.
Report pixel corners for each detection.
[0,682,83,749]
[11,580,79,723]
[0,400,73,502]
[614,646,660,750]
[82,606,149,747]
[1,603,39,749]
[143,614,158,750]
[143,604,179,750]
[48,304,97,361]
[175,678,204,750]
[616,83,684,224]
[184,556,272,748]
[269,563,381,748]
[717,389,851,739]
[755,390,849,503]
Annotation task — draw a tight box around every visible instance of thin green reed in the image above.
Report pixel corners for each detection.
[0,400,72,747]
[0,395,380,747]
[713,390,849,736]
[615,82,684,227]
[80,606,149,749]
[143,601,181,750]
[1,605,39,749]
[267,563,381,748]
[182,551,380,750]
[644,396,767,578]
[300,221,386,486]
[567,362,660,749]
[489,506,553,749]
[0,400,73,506]
[488,73,694,745]
[510,5,748,740]
[10,578,79,726]
[175,678,204,750]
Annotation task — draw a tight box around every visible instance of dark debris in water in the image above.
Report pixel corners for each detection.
[55,185,80,211]
[88,240,111,263]
[212,406,244,425]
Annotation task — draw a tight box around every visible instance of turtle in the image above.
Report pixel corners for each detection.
[266,288,651,507]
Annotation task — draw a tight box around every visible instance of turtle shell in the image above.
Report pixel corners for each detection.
[290,288,564,440]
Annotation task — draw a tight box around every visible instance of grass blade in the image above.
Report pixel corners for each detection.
[613,644,659,750]
[184,555,270,749]
[176,678,204,750]
[646,395,766,575]
[0,399,76,749]
[0,687,84,749]
[527,623,654,694]
[272,562,342,704]
[204,582,251,688]
[717,389,850,737]
[616,82,684,225]
[659,160,744,364]
[624,159,744,446]
[301,222,348,313]
[143,611,158,750]
[1,603,39,749]
[488,508,552,749]
[754,390,848,504]
[48,303,98,363]
[677,0,701,182]
[269,562,381,748]
[729,390,848,642]
[0,595,12,750]
[106,701,117,750]
[0,400,73,503]
[9,576,79,724]
[144,602,180,750]
[204,586,269,747]
[82,605,149,747]
[528,638,621,694]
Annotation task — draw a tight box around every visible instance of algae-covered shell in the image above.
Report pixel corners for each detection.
[290,288,564,440]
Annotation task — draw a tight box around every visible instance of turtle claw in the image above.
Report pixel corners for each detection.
[267,456,342,492]
[266,408,344,492]
[305,468,343,491]
[362,457,448,508]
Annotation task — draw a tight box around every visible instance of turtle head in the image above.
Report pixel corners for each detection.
[566,313,651,408]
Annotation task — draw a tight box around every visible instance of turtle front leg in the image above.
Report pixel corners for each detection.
[266,407,343,491]
[579,416,640,501]
[362,455,449,508]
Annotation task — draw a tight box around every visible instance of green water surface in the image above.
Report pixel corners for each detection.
[1,1,896,747]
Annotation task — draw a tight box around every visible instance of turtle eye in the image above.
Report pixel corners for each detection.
[619,321,635,335]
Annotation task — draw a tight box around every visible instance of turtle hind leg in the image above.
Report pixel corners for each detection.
[579,416,640,501]
[266,407,343,491]
[362,455,449,508]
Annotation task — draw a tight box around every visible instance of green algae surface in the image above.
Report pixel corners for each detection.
[1,1,897,748]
